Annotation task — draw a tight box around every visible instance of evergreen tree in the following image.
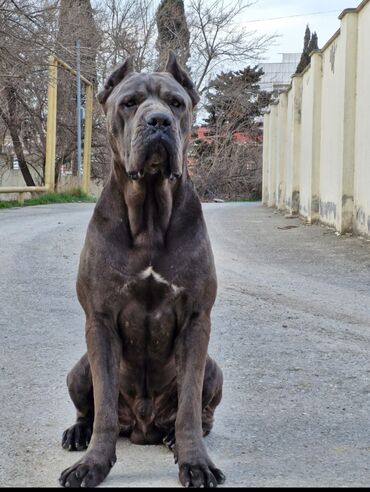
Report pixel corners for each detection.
[155,0,190,70]
[191,66,270,201]
[204,67,270,132]
[308,31,319,53]
[296,25,311,74]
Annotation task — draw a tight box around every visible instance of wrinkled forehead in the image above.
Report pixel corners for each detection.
[109,72,192,106]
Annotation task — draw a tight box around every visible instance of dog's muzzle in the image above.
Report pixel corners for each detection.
[127,112,182,182]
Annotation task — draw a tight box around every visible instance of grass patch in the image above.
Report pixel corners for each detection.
[0,189,96,209]
[233,196,261,202]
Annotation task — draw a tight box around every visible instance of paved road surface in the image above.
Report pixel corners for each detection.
[1,202,370,487]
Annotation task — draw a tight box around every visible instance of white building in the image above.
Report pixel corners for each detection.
[259,53,301,93]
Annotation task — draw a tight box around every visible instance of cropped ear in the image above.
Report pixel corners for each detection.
[97,56,135,105]
[165,50,200,107]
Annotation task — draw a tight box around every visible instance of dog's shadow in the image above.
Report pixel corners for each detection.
[104,438,179,487]
[102,430,230,487]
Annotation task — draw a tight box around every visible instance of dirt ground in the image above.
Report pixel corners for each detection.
[1,202,370,487]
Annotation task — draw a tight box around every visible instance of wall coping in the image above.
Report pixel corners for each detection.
[339,0,370,19]
[265,0,369,110]
[339,8,357,19]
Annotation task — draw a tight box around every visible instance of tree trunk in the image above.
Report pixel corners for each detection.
[5,86,36,187]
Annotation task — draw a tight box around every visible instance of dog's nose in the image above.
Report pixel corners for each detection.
[146,113,172,129]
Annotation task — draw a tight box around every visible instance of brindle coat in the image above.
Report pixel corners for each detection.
[59,51,225,488]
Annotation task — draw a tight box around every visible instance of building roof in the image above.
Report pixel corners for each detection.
[258,53,301,92]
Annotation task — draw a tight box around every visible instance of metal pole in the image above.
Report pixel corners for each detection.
[76,39,82,176]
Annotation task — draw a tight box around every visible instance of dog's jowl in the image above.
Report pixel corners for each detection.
[59,51,225,489]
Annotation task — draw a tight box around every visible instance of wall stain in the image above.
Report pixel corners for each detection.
[356,207,366,226]
[320,200,337,220]
[312,195,320,214]
[330,43,337,73]
[342,194,353,207]
[292,191,300,213]
[278,184,283,204]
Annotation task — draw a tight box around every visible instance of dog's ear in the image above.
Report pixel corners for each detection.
[97,56,135,105]
[165,50,200,107]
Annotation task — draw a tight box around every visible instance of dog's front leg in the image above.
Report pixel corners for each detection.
[175,311,225,488]
[60,314,121,488]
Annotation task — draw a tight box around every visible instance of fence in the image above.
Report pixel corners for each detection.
[262,0,370,237]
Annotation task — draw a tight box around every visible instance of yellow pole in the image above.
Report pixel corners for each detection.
[17,192,25,205]
[45,56,58,191]
[82,84,93,195]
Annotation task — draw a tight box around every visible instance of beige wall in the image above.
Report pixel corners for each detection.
[354,0,370,235]
[262,112,270,205]
[319,33,344,228]
[276,92,288,209]
[299,54,322,224]
[285,77,302,214]
[263,0,370,237]
[267,104,278,207]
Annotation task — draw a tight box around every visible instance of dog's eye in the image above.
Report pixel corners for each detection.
[171,99,182,108]
[122,99,136,108]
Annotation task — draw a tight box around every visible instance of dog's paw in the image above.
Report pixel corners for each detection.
[59,454,115,488]
[179,463,225,488]
[62,421,92,451]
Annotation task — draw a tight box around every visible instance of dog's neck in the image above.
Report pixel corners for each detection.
[112,160,184,248]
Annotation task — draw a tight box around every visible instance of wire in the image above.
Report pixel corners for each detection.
[244,10,341,24]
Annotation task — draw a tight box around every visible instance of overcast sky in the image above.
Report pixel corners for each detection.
[239,0,360,62]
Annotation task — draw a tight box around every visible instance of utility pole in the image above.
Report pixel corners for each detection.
[76,39,82,176]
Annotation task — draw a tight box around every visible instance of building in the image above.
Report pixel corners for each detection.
[259,53,301,93]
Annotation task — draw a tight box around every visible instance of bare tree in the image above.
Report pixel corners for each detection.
[91,0,159,182]
[94,0,158,77]
[0,0,276,194]
[0,0,59,187]
[187,0,274,93]
[191,66,270,201]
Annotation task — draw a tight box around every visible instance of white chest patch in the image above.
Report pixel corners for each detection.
[140,266,182,294]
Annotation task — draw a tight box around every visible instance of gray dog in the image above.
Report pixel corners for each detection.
[59,51,225,488]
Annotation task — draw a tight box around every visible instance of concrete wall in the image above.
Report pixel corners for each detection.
[263,0,370,237]
[299,52,322,224]
[0,166,41,201]
[354,0,370,235]
[275,92,288,209]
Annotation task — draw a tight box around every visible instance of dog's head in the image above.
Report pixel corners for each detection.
[97,51,200,182]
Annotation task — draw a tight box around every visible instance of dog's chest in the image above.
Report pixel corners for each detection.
[122,265,182,307]
[118,266,184,355]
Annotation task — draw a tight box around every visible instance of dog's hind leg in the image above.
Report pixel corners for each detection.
[201,355,223,437]
[62,353,94,451]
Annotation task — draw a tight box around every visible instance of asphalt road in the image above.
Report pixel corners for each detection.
[1,201,370,487]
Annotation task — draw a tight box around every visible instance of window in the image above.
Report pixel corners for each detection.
[12,157,19,170]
